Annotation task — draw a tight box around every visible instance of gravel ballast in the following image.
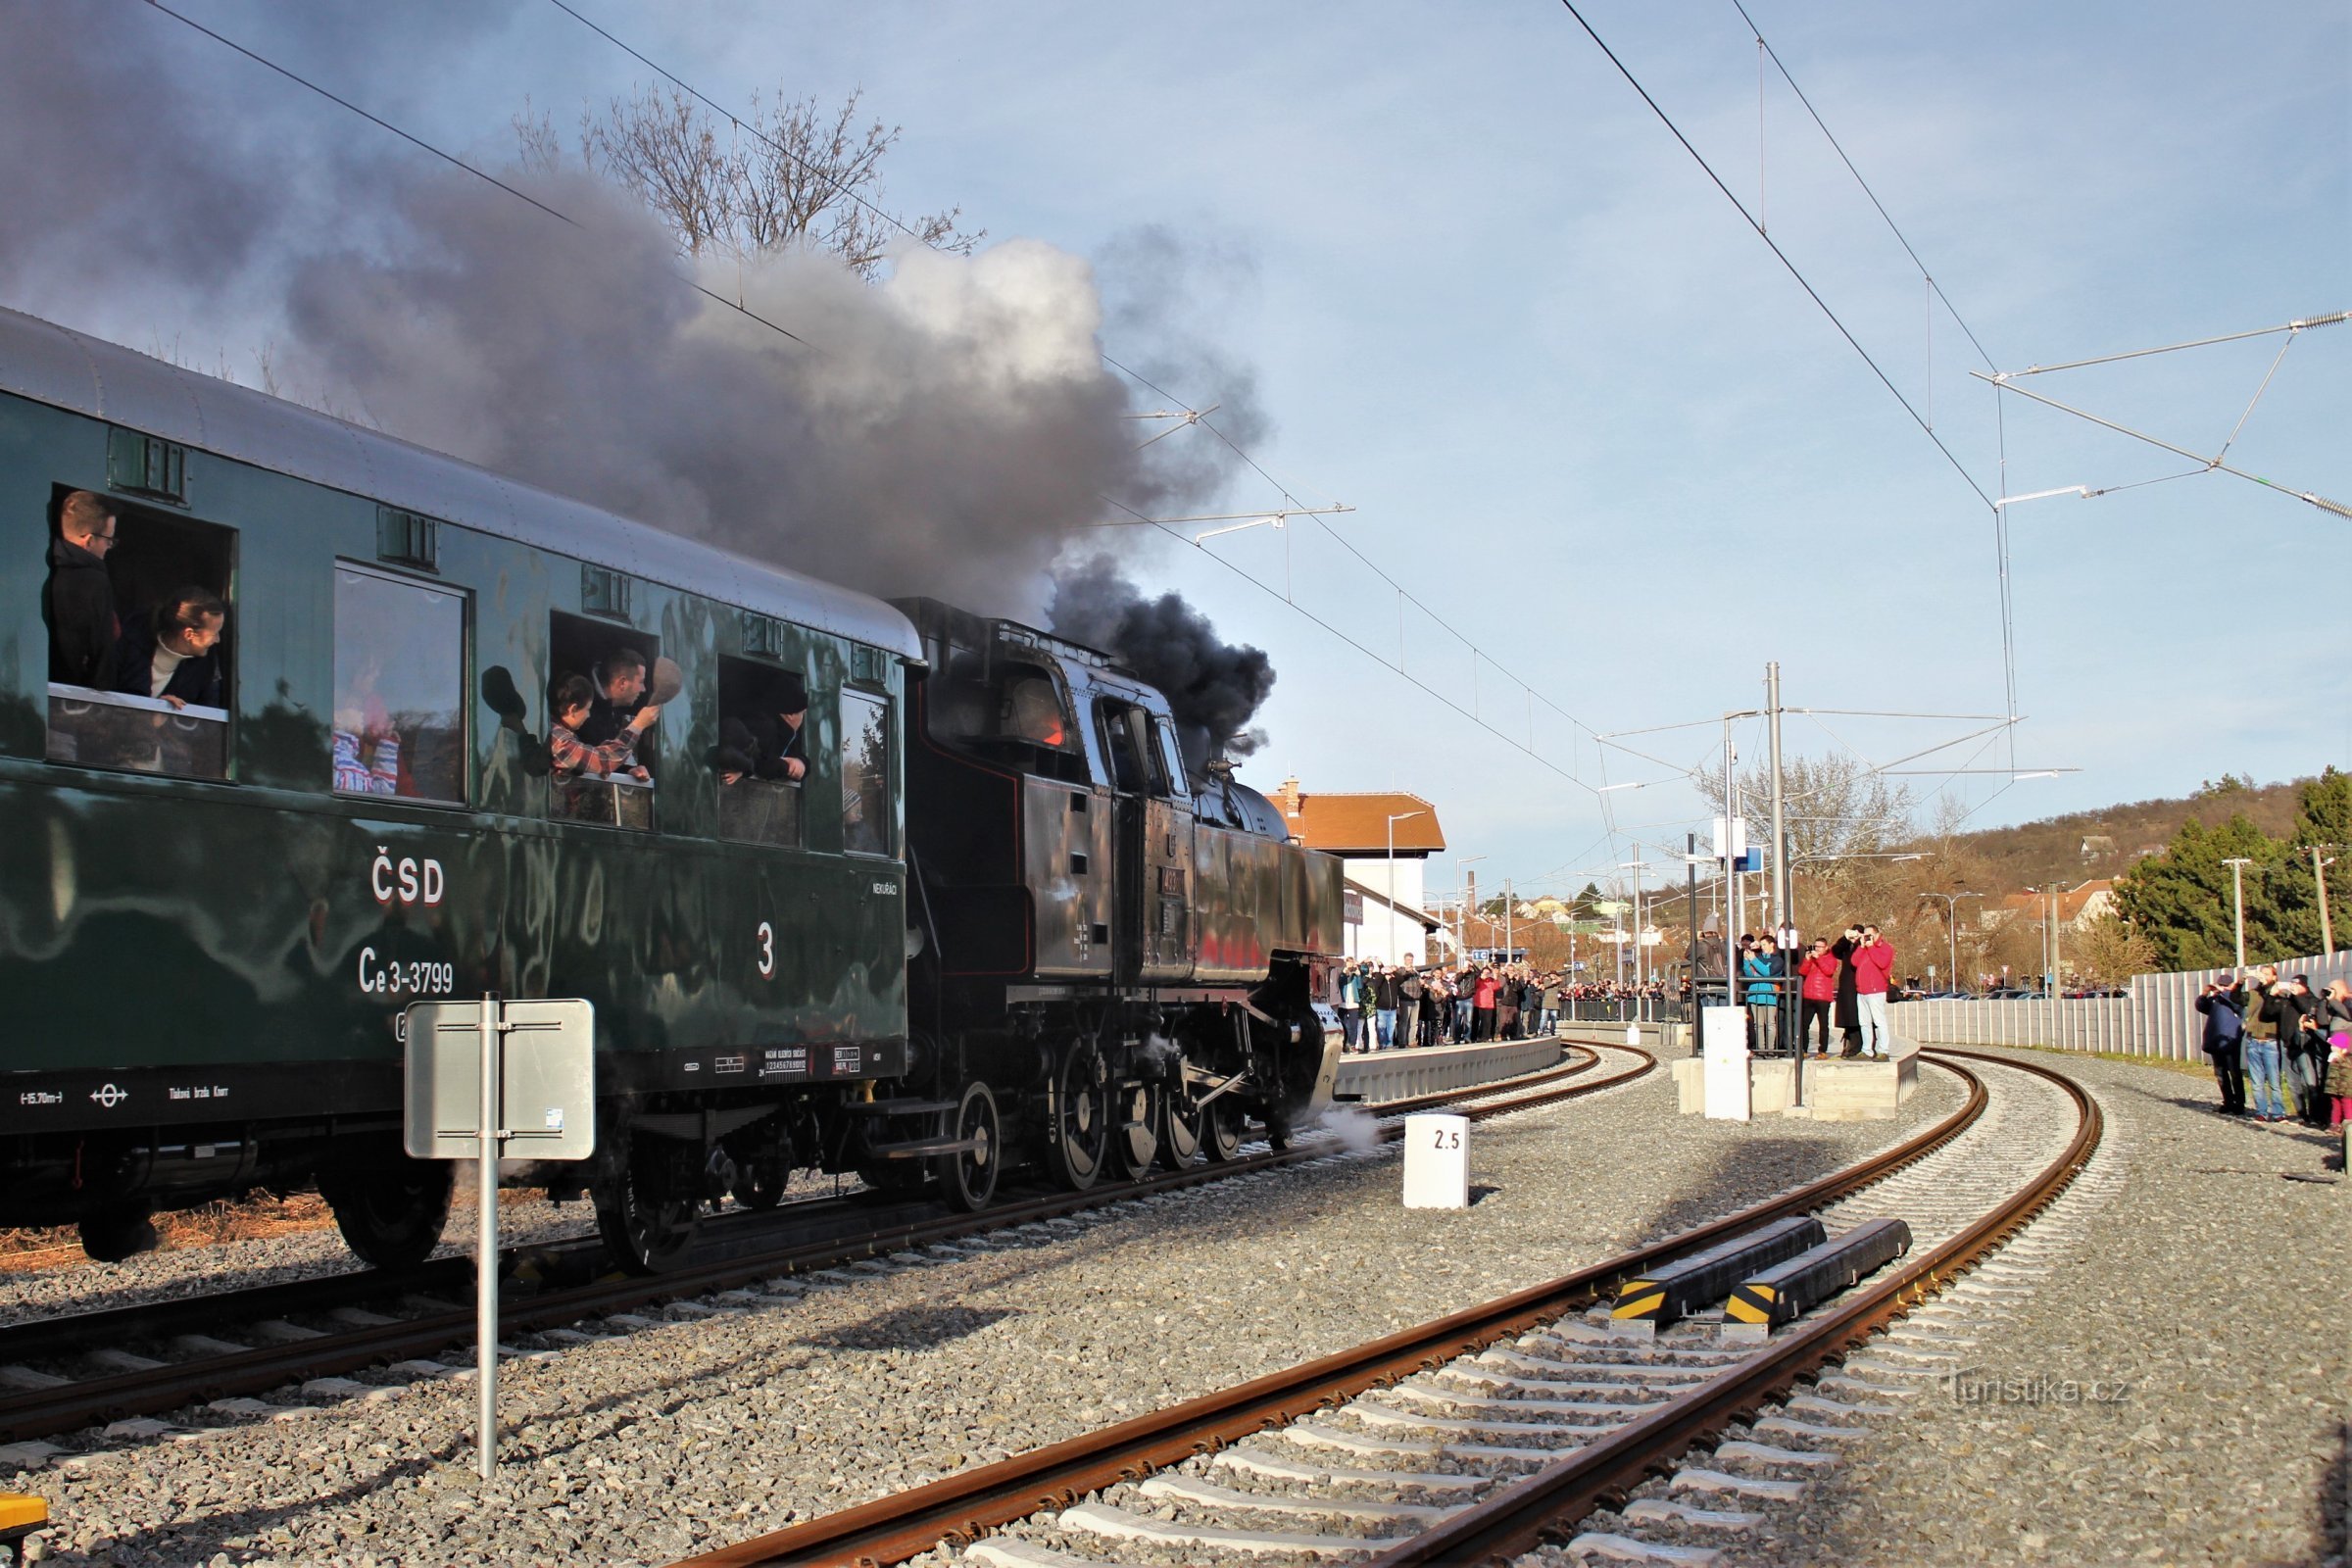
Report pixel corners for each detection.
[1692,1045,2348,1568]
[3,1052,1964,1567]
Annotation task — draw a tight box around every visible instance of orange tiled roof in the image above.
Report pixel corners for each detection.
[1274,779,1446,854]
[1996,879,2115,923]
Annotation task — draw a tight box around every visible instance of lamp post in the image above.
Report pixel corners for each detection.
[2310,847,2337,956]
[2222,858,2254,971]
[1385,810,1426,963]
[1918,891,1982,995]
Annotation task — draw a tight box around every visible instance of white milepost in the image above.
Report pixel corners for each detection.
[1403,1113,1470,1208]
[1701,1005,1751,1122]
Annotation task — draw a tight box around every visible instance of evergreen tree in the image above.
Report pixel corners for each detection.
[2277,766,2352,954]
[2112,813,2293,969]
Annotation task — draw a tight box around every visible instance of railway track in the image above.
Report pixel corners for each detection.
[672,1047,2098,1568]
[0,1040,1648,1452]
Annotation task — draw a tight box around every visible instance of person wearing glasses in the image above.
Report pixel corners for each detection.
[44,489,120,687]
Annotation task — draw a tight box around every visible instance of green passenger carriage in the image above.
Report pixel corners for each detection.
[0,306,1345,1274]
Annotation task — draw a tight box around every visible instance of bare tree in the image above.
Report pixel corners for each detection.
[1697,754,1916,869]
[2071,913,2158,987]
[518,85,981,277]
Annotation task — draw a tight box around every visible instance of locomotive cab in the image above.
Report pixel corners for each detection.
[894,598,1344,1186]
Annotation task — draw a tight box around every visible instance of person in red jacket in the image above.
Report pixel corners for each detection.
[1796,936,1839,1057]
[1853,924,1896,1059]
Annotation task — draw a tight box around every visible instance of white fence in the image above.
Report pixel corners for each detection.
[1890,949,2352,1061]
[1888,997,2134,1054]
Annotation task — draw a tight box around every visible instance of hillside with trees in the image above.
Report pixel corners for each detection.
[1928,774,2309,892]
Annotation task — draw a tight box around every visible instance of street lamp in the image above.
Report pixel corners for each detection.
[2221,858,2254,970]
[1385,811,1426,963]
[1918,891,1982,995]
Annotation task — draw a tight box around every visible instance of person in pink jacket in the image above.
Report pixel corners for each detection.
[1852,925,1896,1059]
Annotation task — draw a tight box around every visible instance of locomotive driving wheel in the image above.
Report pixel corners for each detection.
[1112,1082,1160,1178]
[1047,1038,1110,1191]
[933,1080,1001,1212]
[1200,1093,1244,1162]
[594,1133,701,1274]
[1156,1090,1203,1169]
[318,1138,456,1269]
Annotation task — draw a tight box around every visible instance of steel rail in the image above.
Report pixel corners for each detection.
[0,1043,1637,1445]
[668,1053,1987,1568]
[1364,1047,2101,1565]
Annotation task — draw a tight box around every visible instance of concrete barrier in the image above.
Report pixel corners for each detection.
[1558,1020,1684,1056]
[1334,1037,1567,1102]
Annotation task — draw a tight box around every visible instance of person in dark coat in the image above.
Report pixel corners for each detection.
[2195,974,2246,1115]
[44,490,120,687]
[717,671,808,784]
[1830,925,1863,1057]
[112,587,226,709]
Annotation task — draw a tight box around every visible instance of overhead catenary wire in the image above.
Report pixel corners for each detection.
[1730,0,2001,376]
[1552,0,1997,514]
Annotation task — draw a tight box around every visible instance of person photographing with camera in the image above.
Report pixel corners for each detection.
[2196,974,2247,1115]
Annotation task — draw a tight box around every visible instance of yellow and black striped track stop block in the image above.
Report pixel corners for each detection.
[1726,1217,1913,1338]
[0,1492,47,1548]
[1611,1214,1826,1333]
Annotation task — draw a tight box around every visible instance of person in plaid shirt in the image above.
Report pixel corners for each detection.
[550,672,646,783]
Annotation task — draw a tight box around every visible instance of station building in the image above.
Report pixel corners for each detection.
[1271,778,1446,964]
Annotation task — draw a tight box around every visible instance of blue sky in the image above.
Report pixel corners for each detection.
[15,0,2347,903]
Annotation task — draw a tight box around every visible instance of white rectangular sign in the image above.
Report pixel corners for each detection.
[1701,1004,1751,1122]
[403,999,597,1161]
[1402,1113,1469,1208]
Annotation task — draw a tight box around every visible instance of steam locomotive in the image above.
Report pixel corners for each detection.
[0,306,1342,1272]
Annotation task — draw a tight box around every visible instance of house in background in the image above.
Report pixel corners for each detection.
[1981,879,2117,932]
[1272,778,1447,963]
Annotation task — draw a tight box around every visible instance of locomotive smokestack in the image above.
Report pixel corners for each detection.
[1048,553,1275,777]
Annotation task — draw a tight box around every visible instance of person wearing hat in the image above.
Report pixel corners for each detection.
[2195,973,2247,1115]
[718,670,808,785]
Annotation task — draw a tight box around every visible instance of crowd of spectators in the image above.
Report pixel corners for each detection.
[2196,965,2352,1129]
[1329,960,1574,1052]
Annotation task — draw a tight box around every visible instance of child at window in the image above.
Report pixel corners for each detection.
[550,672,648,783]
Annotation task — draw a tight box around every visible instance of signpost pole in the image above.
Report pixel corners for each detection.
[475,992,501,1483]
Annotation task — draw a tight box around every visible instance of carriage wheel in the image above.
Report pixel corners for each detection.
[318,1141,455,1269]
[933,1080,1002,1213]
[77,1201,159,1264]
[727,1122,794,1210]
[594,1136,700,1274]
[1047,1038,1110,1191]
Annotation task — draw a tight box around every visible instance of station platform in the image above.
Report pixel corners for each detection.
[1334,1035,1567,1103]
[1670,1037,1923,1120]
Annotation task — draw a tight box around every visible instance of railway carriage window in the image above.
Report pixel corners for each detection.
[715,656,806,848]
[548,611,662,831]
[331,564,466,805]
[841,689,892,858]
[44,489,235,781]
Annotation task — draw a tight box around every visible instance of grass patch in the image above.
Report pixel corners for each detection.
[0,1190,336,1274]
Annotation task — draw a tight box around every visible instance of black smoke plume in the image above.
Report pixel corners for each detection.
[1050,555,1274,775]
[0,4,1278,657]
